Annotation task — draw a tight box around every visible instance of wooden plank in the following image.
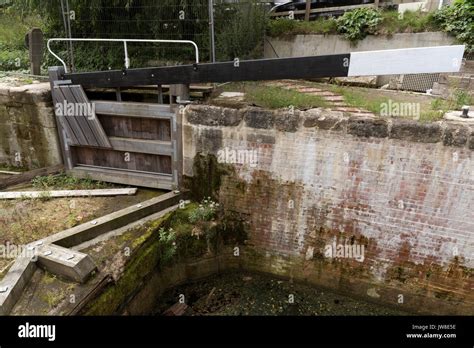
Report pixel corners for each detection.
[93,101,174,119]
[49,66,76,170]
[71,166,174,190]
[0,188,137,200]
[0,170,20,175]
[54,87,89,146]
[59,85,99,147]
[108,137,173,156]
[305,0,311,21]
[0,164,64,190]
[172,109,183,188]
[63,45,465,89]
[65,54,351,88]
[73,147,172,174]
[70,85,112,148]
[51,87,81,146]
[98,115,170,141]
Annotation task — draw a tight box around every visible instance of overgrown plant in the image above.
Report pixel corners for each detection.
[31,173,111,190]
[10,0,267,70]
[0,7,43,71]
[158,227,177,265]
[214,0,267,60]
[434,0,473,53]
[266,9,442,42]
[188,198,218,224]
[336,8,382,42]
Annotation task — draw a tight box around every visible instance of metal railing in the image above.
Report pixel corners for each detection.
[47,38,200,73]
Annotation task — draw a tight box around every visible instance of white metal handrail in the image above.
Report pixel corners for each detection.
[47,38,200,73]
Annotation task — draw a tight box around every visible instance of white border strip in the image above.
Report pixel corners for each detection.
[348,45,465,77]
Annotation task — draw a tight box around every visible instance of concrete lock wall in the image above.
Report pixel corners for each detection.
[183,105,474,315]
[0,83,62,169]
[264,32,455,59]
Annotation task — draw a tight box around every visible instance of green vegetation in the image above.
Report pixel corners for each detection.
[378,9,439,35]
[267,17,338,37]
[434,0,474,53]
[158,227,177,265]
[8,0,266,71]
[336,7,382,41]
[325,83,472,122]
[31,173,113,190]
[220,80,471,122]
[189,198,218,224]
[213,1,267,60]
[83,197,247,315]
[268,1,472,50]
[0,7,44,71]
[223,82,328,109]
[267,9,440,39]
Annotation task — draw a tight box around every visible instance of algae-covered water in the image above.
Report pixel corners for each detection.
[153,271,409,316]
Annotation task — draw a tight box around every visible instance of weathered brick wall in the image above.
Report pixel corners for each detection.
[0,83,61,169]
[183,105,473,314]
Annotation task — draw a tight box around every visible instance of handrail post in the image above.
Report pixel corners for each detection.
[123,41,130,69]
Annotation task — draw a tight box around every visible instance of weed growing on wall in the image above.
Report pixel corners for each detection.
[158,227,177,265]
[336,8,382,42]
[188,198,218,224]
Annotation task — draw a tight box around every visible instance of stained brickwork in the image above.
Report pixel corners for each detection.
[183,105,474,314]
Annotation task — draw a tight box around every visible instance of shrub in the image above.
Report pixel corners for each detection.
[267,18,298,37]
[267,17,338,37]
[336,8,382,42]
[434,0,473,53]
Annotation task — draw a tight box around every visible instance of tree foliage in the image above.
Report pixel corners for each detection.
[11,0,267,71]
[434,0,473,53]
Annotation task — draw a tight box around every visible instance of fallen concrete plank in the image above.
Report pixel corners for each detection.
[36,244,97,283]
[0,188,137,199]
[44,190,186,248]
[0,257,37,315]
[0,164,64,190]
[73,203,184,251]
[0,170,21,175]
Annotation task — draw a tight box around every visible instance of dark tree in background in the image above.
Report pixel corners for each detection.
[12,0,268,71]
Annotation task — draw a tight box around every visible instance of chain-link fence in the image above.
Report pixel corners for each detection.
[34,0,268,72]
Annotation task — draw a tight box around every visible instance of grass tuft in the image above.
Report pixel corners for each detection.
[223,82,328,109]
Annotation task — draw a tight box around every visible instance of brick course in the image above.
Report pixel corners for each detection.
[183,105,473,314]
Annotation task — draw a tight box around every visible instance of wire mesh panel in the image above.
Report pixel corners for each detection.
[39,0,268,72]
[400,73,440,93]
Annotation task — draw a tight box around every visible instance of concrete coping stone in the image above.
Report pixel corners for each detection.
[184,105,474,149]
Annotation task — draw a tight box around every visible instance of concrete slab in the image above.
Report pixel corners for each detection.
[0,257,37,315]
[444,110,474,123]
[36,244,97,283]
[43,190,186,248]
